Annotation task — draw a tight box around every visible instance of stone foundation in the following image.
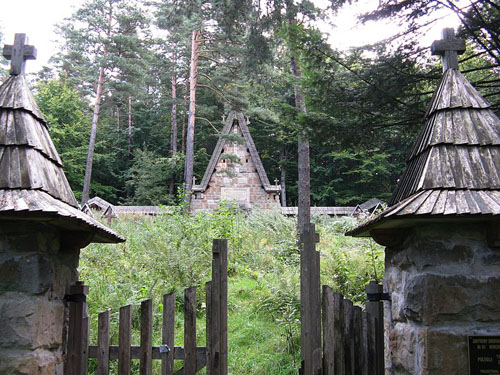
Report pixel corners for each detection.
[0,222,80,374]
[384,223,500,375]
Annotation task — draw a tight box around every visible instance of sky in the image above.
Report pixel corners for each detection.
[0,0,462,75]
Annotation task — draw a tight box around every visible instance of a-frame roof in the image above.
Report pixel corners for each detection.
[349,32,500,237]
[193,111,280,193]
[0,72,123,243]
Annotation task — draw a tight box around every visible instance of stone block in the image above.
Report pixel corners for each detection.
[0,348,63,375]
[403,274,500,324]
[422,329,468,375]
[0,253,54,294]
[0,294,65,349]
[389,323,427,374]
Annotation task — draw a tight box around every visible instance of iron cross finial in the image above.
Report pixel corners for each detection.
[431,28,466,73]
[2,33,37,76]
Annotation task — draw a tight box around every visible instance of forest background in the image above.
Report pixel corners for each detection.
[0,0,499,208]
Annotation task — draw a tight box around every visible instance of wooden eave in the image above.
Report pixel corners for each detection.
[192,111,280,193]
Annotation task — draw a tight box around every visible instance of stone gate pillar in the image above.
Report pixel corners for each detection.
[348,28,500,375]
[0,34,124,374]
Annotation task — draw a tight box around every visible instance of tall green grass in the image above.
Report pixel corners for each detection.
[79,206,383,374]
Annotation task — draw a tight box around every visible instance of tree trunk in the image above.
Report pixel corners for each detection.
[181,90,188,155]
[128,96,133,158]
[81,3,113,205]
[169,45,178,197]
[280,146,287,207]
[287,17,310,234]
[183,30,201,210]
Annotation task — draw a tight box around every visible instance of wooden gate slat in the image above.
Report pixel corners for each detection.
[322,285,335,375]
[333,293,345,375]
[353,306,363,375]
[118,305,132,375]
[344,299,354,375]
[206,282,212,375]
[184,287,197,375]
[211,241,221,375]
[140,299,153,375]
[97,310,110,375]
[162,293,175,375]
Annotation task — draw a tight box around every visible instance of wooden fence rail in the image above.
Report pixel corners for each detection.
[65,239,228,375]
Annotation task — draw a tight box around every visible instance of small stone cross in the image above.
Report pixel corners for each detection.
[192,176,197,185]
[274,178,279,186]
[2,33,37,76]
[431,28,466,73]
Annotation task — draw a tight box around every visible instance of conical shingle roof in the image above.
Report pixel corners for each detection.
[0,63,123,243]
[349,30,500,237]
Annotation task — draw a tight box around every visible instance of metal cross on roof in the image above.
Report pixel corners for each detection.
[431,28,466,73]
[2,33,37,76]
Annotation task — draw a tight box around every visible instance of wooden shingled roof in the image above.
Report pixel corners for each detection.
[0,35,123,244]
[193,111,280,193]
[349,29,500,237]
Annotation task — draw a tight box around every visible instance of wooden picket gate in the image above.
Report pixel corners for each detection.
[64,239,228,375]
[299,224,385,375]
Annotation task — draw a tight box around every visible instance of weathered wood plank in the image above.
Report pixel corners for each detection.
[353,306,363,375]
[218,240,228,375]
[140,299,153,375]
[365,282,384,375]
[344,299,354,375]
[118,305,132,375]
[333,293,345,375]
[206,281,212,375]
[97,310,110,375]
[162,293,175,375]
[211,241,221,375]
[322,285,335,375]
[184,287,197,375]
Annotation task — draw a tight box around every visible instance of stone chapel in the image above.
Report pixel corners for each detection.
[191,111,281,211]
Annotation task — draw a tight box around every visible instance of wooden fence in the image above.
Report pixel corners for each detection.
[64,239,228,375]
[299,223,385,375]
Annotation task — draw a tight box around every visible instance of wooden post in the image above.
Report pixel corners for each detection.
[184,287,197,375]
[65,281,89,375]
[118,305,132,375]
[210,239,228,375]
[140,299,153,375]
[366,281,384,375]
[162,293,175,375]
[300,224,321,375]
[97,310,110,375]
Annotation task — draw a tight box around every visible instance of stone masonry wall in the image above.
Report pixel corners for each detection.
[0,222,80,375]
[384,223,500,375]
[191,124,280,211]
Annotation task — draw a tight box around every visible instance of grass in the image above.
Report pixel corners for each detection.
[79,206,383,374]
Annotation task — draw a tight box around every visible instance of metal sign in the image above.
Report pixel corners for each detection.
[468,336,500,375]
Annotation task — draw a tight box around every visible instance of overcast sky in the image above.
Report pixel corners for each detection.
[0,0,461,75]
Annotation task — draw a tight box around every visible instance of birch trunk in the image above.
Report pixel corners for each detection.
[183,30,201,210]
[81,3,113,205]
[169,45,178,196]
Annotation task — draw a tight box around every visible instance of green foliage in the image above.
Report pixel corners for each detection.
[35,79,91,200]
[80,211,383,374]
[125,148,184,205]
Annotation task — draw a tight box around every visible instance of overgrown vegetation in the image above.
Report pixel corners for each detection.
[80,208,383,374]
